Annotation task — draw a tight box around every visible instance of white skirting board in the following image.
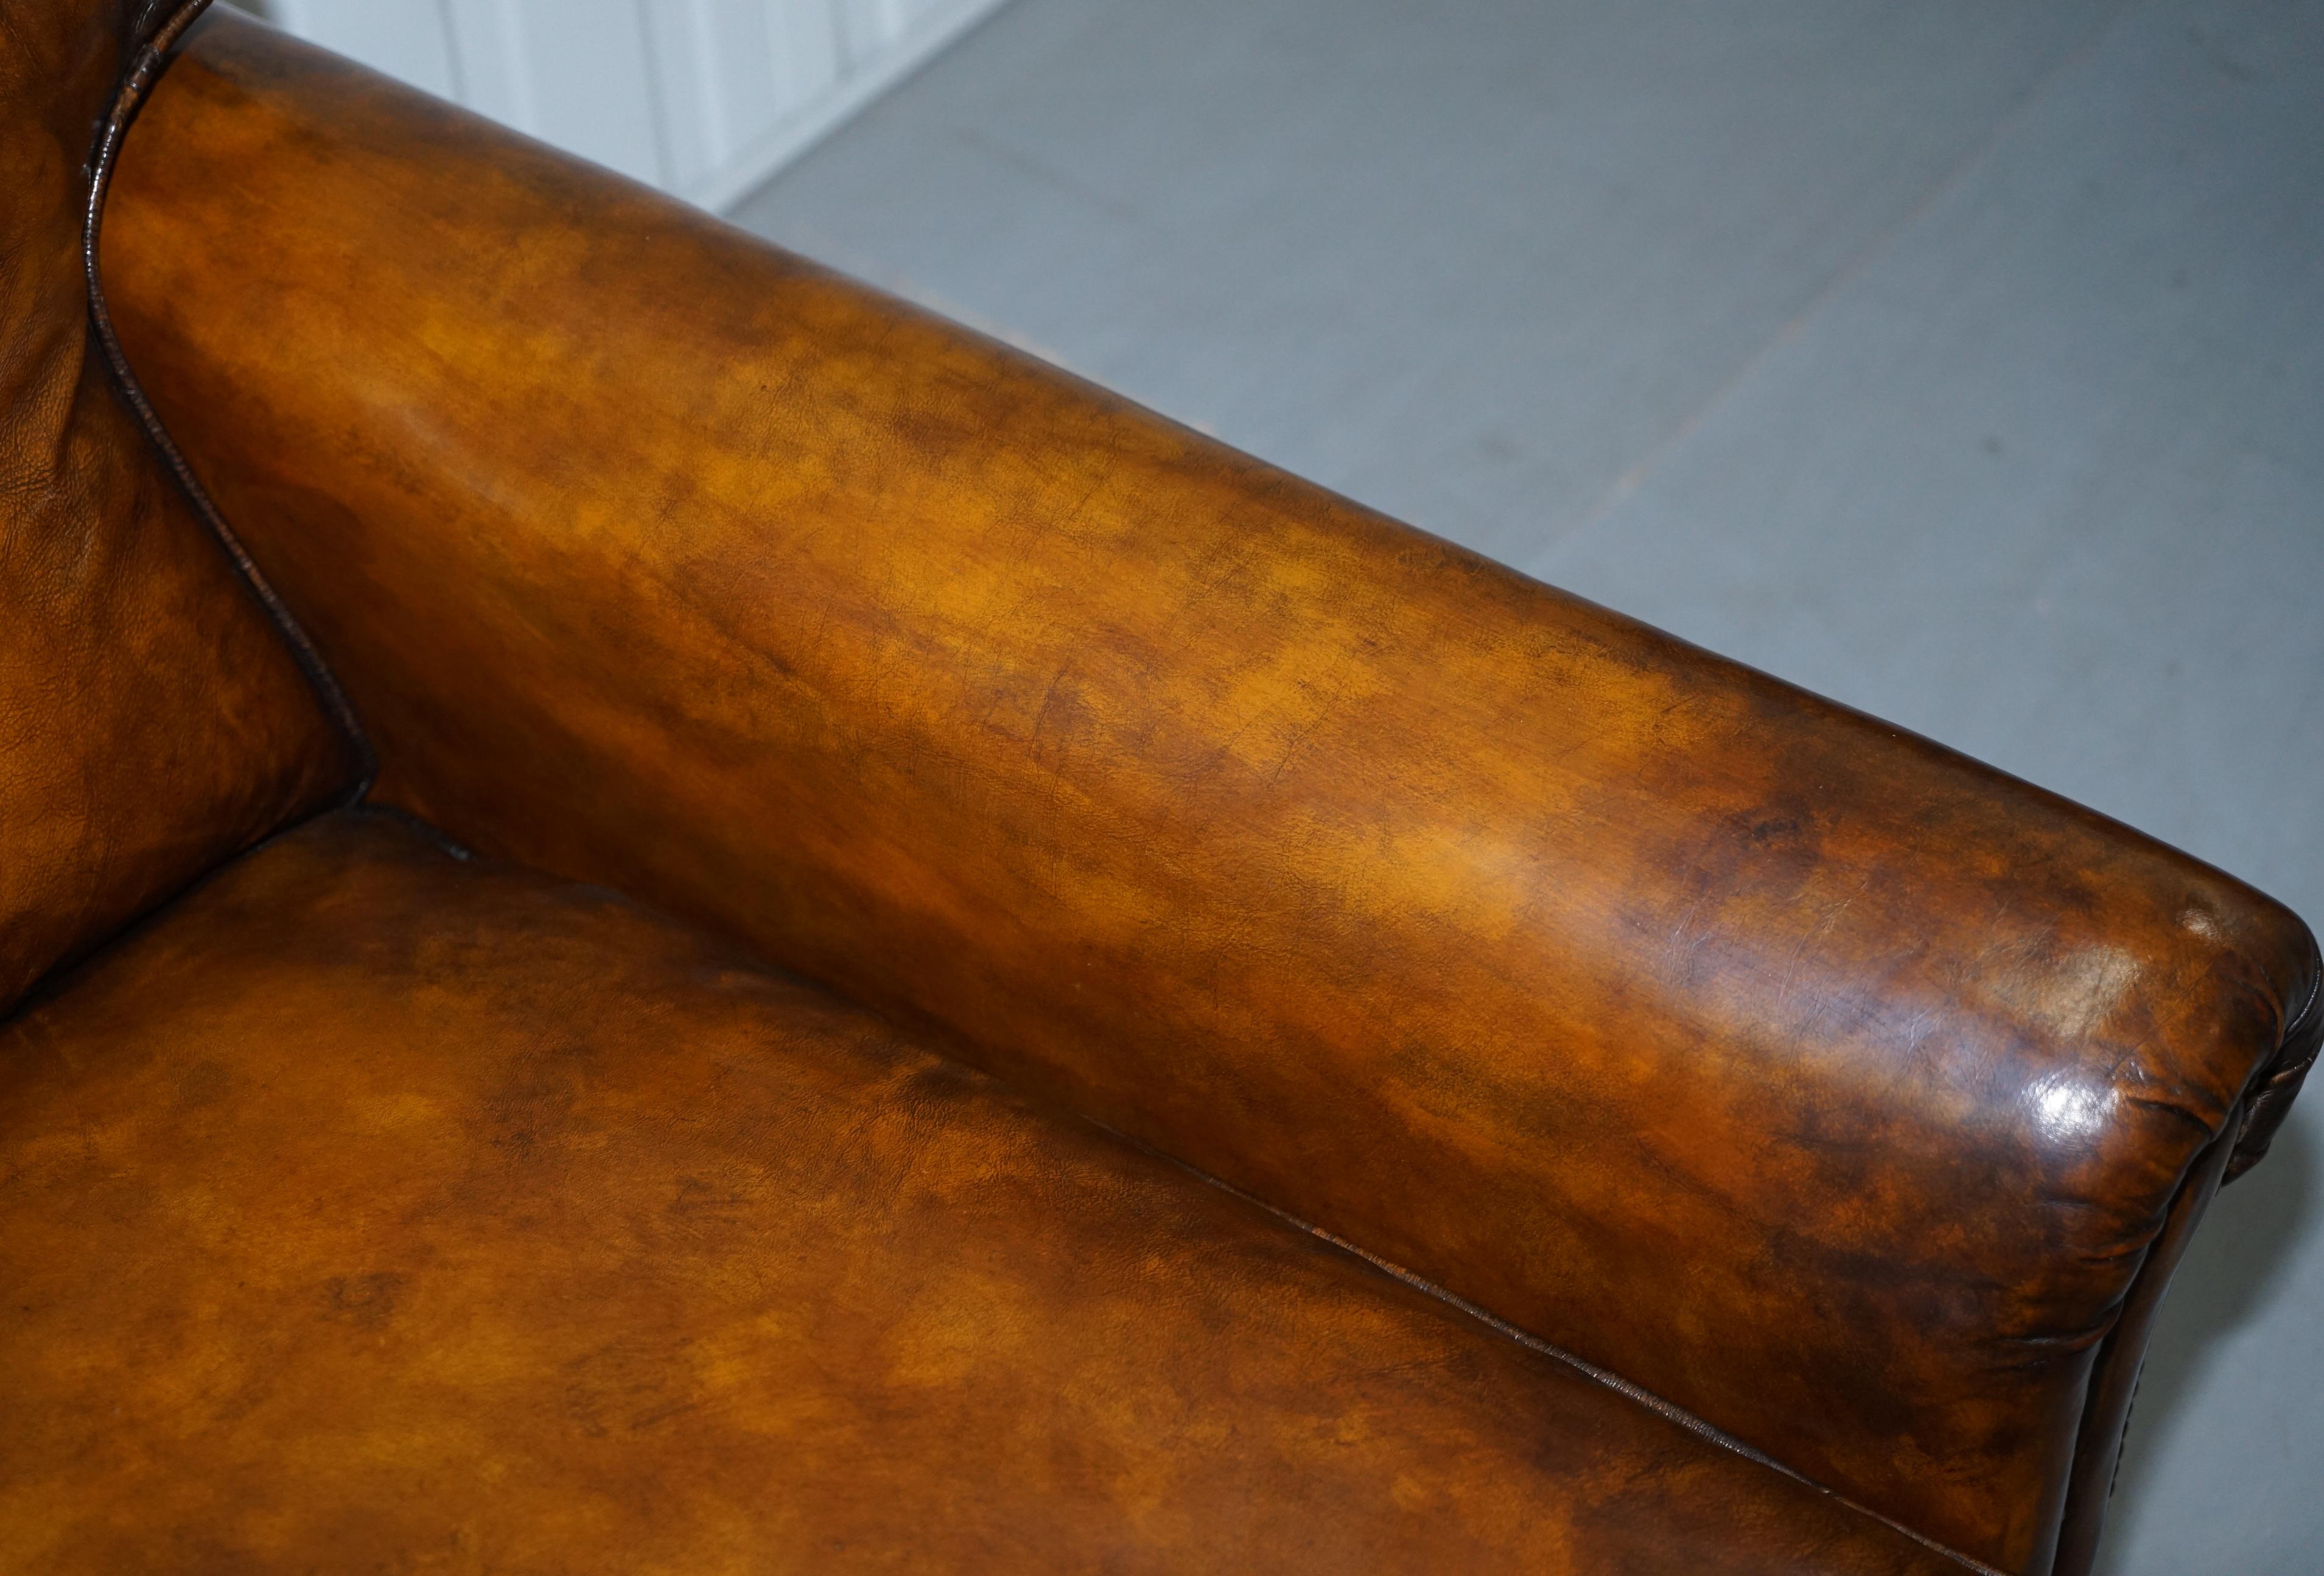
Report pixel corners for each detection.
[253,0,1012,212]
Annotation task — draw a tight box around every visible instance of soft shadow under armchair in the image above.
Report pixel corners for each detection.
[3,5,2314,1574]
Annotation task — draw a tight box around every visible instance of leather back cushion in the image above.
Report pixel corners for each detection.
[0,0,352,1015]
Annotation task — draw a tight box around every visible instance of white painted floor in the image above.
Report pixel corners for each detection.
[731,2,2324,1568]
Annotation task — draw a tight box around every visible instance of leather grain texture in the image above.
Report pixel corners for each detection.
[99,18,2320,1571]
[0,0,352,1017]
[0,809,1975,1576]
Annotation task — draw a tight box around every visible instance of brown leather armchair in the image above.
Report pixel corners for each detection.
[5,4,2315,1572]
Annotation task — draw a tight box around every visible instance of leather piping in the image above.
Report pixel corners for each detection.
[83,0,378,802]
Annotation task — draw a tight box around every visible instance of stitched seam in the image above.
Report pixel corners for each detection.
[82,0,378,804]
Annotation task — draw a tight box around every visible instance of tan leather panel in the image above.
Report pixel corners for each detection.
[0,0,352,1015]
[100,19,2319,1567]
[0,810,1973,1575]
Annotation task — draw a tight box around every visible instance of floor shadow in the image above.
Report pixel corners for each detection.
[2097,1113,2317,1552]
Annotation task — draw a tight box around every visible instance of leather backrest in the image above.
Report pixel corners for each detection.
[101,20,2320,1571]
[0,0,355,1015]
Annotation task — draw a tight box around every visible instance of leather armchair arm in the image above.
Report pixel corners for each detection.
[102,14,2319,1572]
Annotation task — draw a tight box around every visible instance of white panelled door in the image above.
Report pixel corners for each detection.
[256,0,1008,210]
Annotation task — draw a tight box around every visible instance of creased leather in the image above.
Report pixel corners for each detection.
[0,0,352,1016]
[97,18,2320,1572]
[0,810,1977,1576]
[2227,961,2322,1181]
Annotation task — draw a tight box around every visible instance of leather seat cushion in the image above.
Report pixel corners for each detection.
[0,810,1965,1574]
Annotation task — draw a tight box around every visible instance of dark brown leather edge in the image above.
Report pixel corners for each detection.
[2046,1109,2238,1576]
[82,0,377,800]
[2227,954,2323,1183]
[2045,941,2317,1572]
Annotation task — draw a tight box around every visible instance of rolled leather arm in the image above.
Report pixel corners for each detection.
[103,15,2319,1572]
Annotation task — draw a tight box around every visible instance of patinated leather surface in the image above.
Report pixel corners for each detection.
[0,810,1975,1575]
[0,0,352,1016]
[2046,1119,2237,1576]
[97,18,2321,1571]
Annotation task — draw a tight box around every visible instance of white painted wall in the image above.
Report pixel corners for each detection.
[256,0,1007,210]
